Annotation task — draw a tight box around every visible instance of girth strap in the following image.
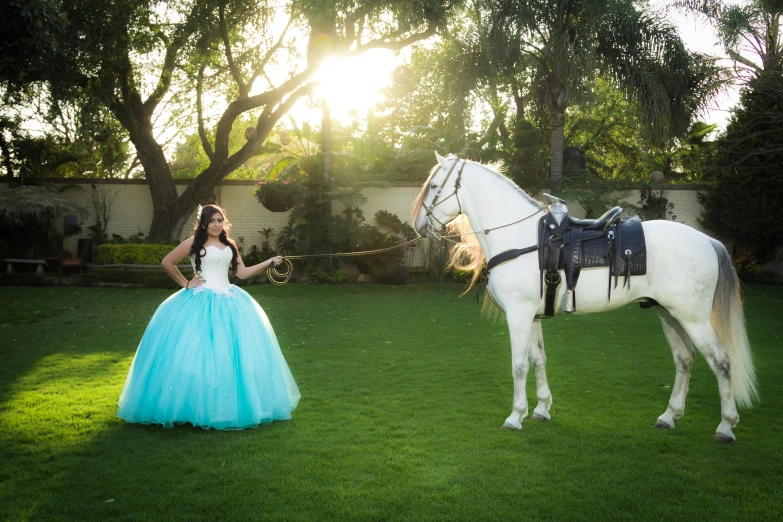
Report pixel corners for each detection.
[565,225,583,311]
[486,245,539,272]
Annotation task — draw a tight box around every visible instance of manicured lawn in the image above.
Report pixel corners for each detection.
[1,283,782,521]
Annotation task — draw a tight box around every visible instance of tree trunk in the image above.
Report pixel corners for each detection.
[127,129,183,240]
[545,74,568,183]
[550,112,566,182]
[512,91,526,150]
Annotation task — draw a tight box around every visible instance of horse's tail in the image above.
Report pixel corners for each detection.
[710,239,758,409]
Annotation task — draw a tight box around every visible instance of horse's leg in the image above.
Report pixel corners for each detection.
[502,310,535,430]
[529,319,553,421]
[654,307,695,430]
[678,320,740,443]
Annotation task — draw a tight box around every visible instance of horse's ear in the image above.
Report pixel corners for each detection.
[435,152,450,168]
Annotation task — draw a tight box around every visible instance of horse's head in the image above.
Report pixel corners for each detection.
[411,153,467,237]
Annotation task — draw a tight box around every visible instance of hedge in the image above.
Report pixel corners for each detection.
[97,244,188,265]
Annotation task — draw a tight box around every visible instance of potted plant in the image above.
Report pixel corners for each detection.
[254,179,307,212]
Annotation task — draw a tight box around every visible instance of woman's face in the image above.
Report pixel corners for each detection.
[205,213,224,238]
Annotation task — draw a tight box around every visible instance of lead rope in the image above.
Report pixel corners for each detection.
[266,238,425,285]
[266,208,545,286]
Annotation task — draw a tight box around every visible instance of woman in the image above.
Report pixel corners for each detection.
[117,204,300,429]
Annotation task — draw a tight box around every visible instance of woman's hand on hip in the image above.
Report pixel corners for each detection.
[187,274,206,288]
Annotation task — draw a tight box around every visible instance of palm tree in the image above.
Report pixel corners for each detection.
[676,0,782,78]
[479,0,720,181]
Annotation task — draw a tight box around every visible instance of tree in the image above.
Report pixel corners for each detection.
[0,93,131,182]
[679,1,783,260]
[481,0,721,181]
[700,71,783,261]
[565,77,718,181]
[0,0,66,91]
[676,0,782,80]
[32,0,443,239]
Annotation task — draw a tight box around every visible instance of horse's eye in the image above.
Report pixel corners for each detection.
[430,183,438,189]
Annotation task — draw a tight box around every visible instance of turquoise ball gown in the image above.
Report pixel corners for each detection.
[117,245,300,429]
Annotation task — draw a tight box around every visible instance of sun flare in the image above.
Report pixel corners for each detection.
[315,49,397,123]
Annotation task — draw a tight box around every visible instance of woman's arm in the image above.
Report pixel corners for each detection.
[161,237,203,288]
[235,254,283,280]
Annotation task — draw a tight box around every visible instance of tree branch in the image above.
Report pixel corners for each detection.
[727,49,762,72]
[240,68,317,113]
[248,13,295,89]
[344,4,375,45]
[219,2,247,96]
[216,81,317,178]
[197,65,214,160]
[350,24,438,54]
[143,1,203,115]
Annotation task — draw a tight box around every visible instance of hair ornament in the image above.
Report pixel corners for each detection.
[196,204,203,223]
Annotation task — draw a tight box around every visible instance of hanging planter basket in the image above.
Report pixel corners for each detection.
[254,180,306,213]
[261,190,295,212]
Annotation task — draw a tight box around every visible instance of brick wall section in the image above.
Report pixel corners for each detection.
[1,180,717,263]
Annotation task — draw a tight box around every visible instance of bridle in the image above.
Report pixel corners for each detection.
[421,159,544,243]
[422,159,467,240]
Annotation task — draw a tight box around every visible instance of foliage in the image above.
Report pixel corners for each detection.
[254,179,308,211]
[557,165,645,219]
[564,78,719,182]
[245,227,277,265]
[370,39,480,150]
[97,244,184,265]
[310,269,346,284]
[275,184,415,276]
[638,189,677,221]
[0,0,66,91]
[476,0,722,181]
[104,232,178,246]
[700,70,783,261]
[676,0,783,82]
[1,95,132,180]
[170,116,290,181]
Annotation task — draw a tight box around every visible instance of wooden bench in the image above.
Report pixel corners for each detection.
[5,258,48,276]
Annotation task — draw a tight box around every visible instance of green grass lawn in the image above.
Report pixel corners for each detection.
[1,283,782,521]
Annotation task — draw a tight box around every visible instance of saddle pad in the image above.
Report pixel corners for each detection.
[540,217,646,277]
[613,215,646,277]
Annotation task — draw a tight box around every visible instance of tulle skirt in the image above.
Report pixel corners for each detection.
[117,285,300,430]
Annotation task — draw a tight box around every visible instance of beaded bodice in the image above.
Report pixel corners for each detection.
[190,245,233,293]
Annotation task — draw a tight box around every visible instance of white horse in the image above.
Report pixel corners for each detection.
[411,153,758,443]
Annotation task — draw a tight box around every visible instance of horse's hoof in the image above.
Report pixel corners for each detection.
[501,422,522,430]
[654,420,673,430]
[530,414,549,422]
[713,432,735,444]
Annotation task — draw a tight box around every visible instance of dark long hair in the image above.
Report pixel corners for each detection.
[189,204,239,273]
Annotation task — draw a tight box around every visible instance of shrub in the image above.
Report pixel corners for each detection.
[311,269,346,284]
[98,244,188,265]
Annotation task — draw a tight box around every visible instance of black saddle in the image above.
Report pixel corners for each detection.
[538,209,646,316]
[568,206,623,230]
